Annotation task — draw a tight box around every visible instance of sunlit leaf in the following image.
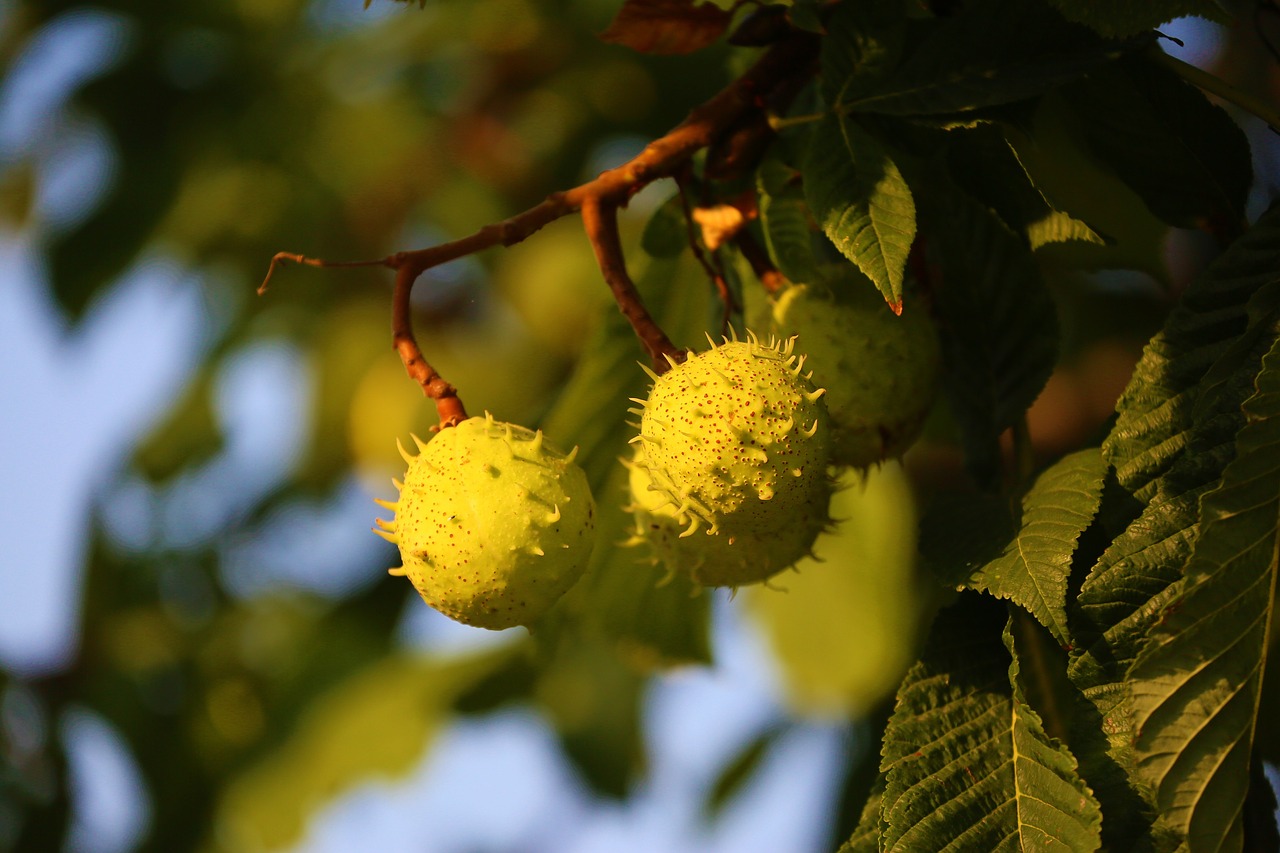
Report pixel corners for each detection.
[924,449,1107,648]
[803,113,915,306]
[1128,335,1280,853]
[878,599,1102,852]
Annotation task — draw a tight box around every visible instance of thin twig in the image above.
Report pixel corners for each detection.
[734,229,788,295]
[582,196,684,369]
[675,170,738,333]
[259,252,395,294]
[263,30,819,417]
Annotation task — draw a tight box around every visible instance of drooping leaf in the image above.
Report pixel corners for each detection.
[599,0,733,55]
[704,725,786,818]
[1059,53,1252,235]
[921,180,1059,485]
[945,125,1106,251]
[841,0,1133,119]
[1067,207,1280,849]
[803,113,915,306]
[877,598,1102,852]
[1127,334,1280,853]
[1045,0,1229,38]
[924,449,1108,648]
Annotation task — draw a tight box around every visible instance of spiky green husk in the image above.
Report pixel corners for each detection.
[771,274,940,468]
[373,414,596,630]
[629,335,833,587]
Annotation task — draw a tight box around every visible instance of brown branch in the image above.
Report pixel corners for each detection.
[263,30,819,419]
[391,262,468,428]
[582,197,684,370]
[675,170,737,334]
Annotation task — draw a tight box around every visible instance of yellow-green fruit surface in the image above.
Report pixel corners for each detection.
[375,415,596,630]
[631,336,833,587]
[771,277,940,468]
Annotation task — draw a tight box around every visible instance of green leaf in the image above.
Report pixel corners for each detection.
[1059,54,1252,233]
[922,181,1058,485]
[925,449,1107,648]
[842,0,1131,118]
[840,782,886,853]
[641,191,689,259]
[216,648,517,852]
[878,598,1102,852]
[1067,207,1280,849]
[818,0,905,105]
[1127,335,1280,853]
[704,725,785,818]
[756,159,821,285]
[803,114,915,306]
[1045,0,1229,38]
[945,125,1106,251]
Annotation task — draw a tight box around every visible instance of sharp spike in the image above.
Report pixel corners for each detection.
[804,387,827,403]
[565,445,579,464]
[705,331,718,349]
[529,545,546,556]
[372,528,398,544]
[530,430,544,454]
[392,478,404,491]
[374,517,396,531]
[679,514,702,538]
[396,437,414,464]
[802,420,819,438]
[411,433,429,453]
[662,352,680,370]
[387,566,408,577]
[373,497,397,511]
[546,504,562,524]
[639,362,661,382]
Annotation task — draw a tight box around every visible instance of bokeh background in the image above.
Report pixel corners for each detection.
[1,2,1277,852]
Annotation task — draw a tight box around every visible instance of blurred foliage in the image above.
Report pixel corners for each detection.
[2,1,1278,852]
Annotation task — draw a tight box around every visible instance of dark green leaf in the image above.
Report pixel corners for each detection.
[1059,53,1252,233]
[946,125,1106,251]
[704,726,785,818]
[803,114,915,306]
[756,158,820,285]
[1067,207,1280,849]
[926,449,1107,647]
[818,0,905,105]
[840,781,885,853]
[842,0,1132,118]
[878,598,1102,852]
[1045,0,1229,38]
[1127,334,1280,853]
[922,181,1058,485]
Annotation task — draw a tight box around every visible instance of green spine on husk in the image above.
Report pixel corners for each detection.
[627,333,834,587]
[373,413,596,630]
[770,268,940,468]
